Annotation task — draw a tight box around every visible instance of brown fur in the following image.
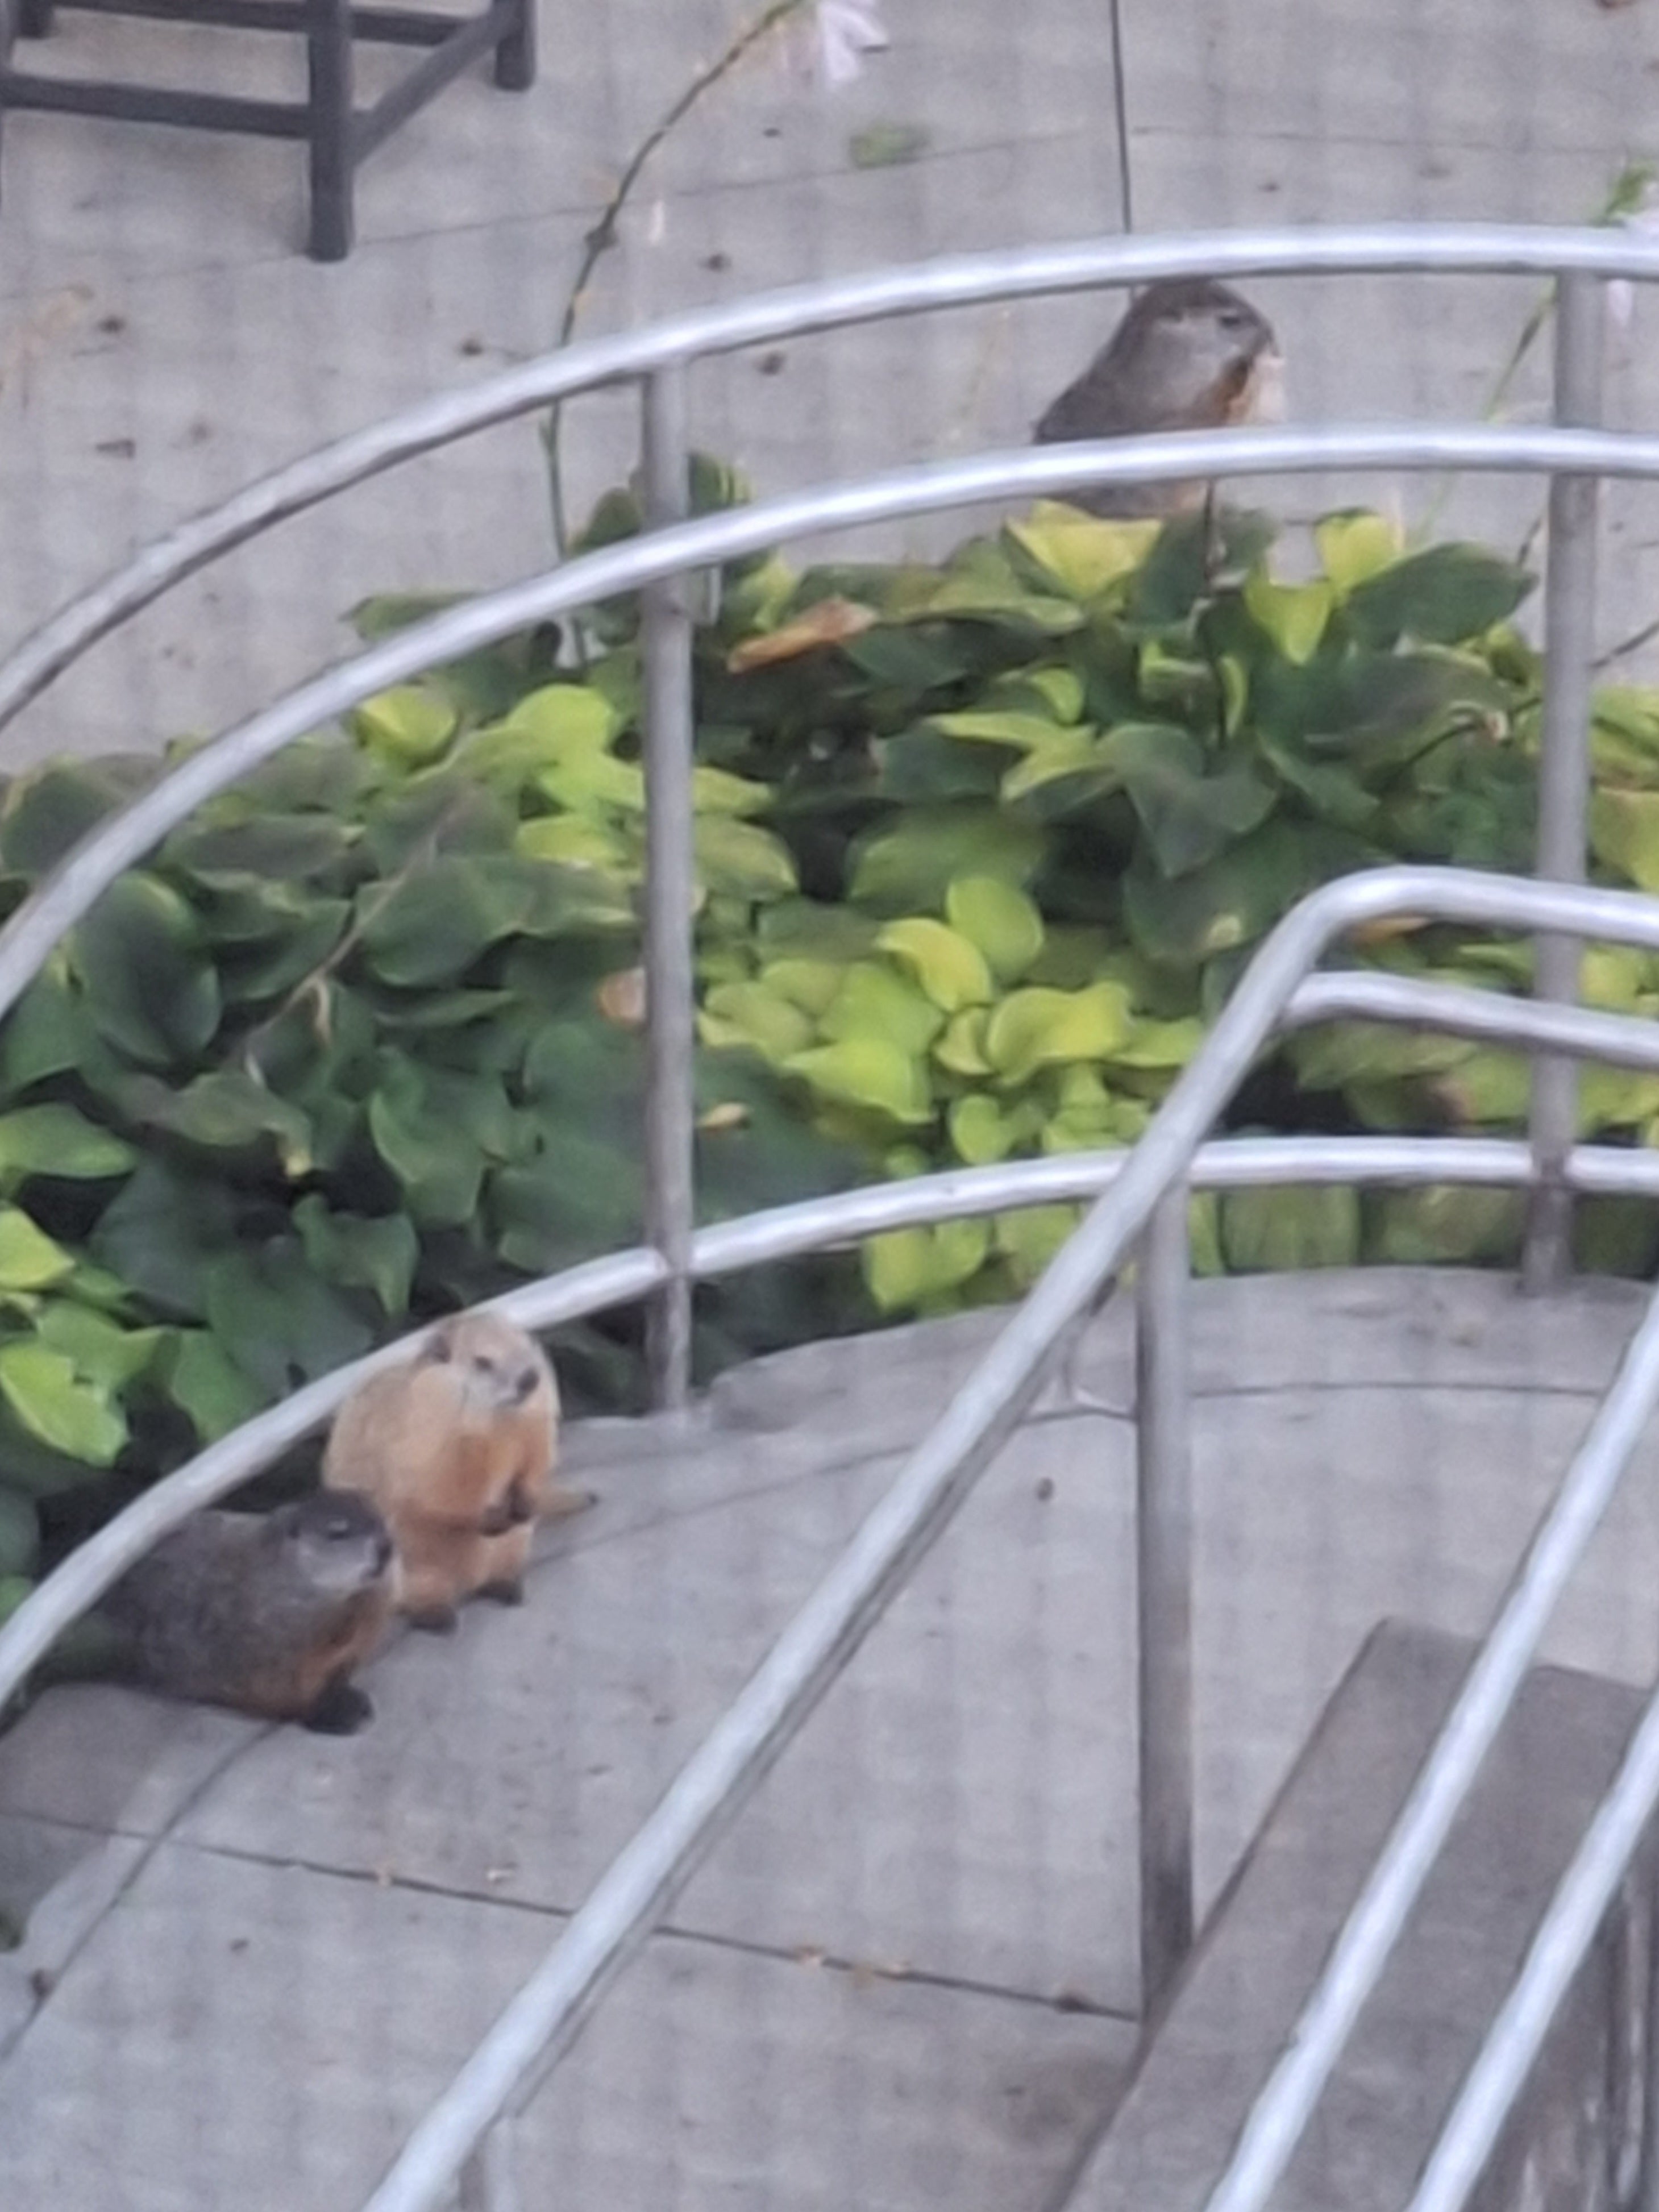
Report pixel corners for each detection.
[103,1495,395,1733]
[323,1312,586,1632]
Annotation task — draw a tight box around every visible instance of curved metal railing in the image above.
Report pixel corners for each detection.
[2,227,1659,2209]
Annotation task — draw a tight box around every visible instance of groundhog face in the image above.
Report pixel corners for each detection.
[271,1495,395,1594]
[424,1319,547,1414]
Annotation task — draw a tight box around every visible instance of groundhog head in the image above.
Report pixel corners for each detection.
[421,1313,550,1416]
[264,1494,394,1594]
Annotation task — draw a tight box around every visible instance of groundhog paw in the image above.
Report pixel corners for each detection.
[408,1602,461,1635]
[479,1576,526,1607]
[303,1681,374,1735]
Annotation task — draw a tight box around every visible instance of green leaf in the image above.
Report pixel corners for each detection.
[0,966,101,1093]
[983,982,1133,1086]
[933,1008,992,1076]
[1006,504,1161,601]
[876,918,993,1012]
[359,854,541,986]
[693,815,799,901]
[699,982,817,1065]
[1366,1186,1523,1267]
[34,1304,163,1389]
[203,1244,373,1399]
[0,1343,126,1465]
[0,757,156,879]
[293,1196,418,1316]
[949,1093,1018,1165]
[1591,788,1659,893]
[1123,818,1305,966]
[0,1210,74,1291]
[946,875,1044,982]
[1220,1186,1361,1271]
[350,685,458,768]
[0,1489,38,1578]
[117,1071,314,1175]
[0,1105,134,1182]
[758,960,845,1017]
[862,1216,988,1311]
[928,708,1080,754]
[167,1329,266,1444]
[1112,725,1279,879]
[1244,572,1334,664]
[1315,509,1404,593]
[994,1203,1082,1283]
[819,963,945,1056]
[849,807,1044,913]
[1344,543,1532,648]
[785,1038,934,1124]
[500,683,619,756]
[71,872,221,1066]
[368,1075,487,1227]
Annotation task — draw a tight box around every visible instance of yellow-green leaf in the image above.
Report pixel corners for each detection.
[1315,509,1404,593]
[501,683,618,754]
[691,764,772,816]
[1244,572,1334,665]
[760,959,845,1017]
[693,815,798,901]
[933,1007,992,1076]
[0,1342,127,1463]
[876,918,993,1012]
[698,982,816,1064]
[984,982,1133,1086]
[1591,788,1659,893]
[514,814,633,874]
[929,709,1082,752]
[0,1209,74,1290]
[820,963,944,1056]
[350,685,456,768]
[946,875,1045,981]
[863,1217,990,1311]
[1007,503,1161,600]
[785,1037,933,1124]
[994,1203,1082,1283]
[949,1093,1016,1166]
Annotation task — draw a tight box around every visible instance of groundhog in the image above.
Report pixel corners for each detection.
[102,1493,396,1733]
[322,1311,586,1634]
[1034,276,1283,517]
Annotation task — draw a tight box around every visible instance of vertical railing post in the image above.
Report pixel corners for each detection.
[641,364,697,1409]
[1523,269,1606,1291]
[1135,1184,1196,2018]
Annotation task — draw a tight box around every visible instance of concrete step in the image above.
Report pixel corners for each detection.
[1066,1618,1657,2212]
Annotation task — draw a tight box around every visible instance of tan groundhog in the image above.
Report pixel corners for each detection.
[323,1311,585,1633]
[103,1493,395,1733]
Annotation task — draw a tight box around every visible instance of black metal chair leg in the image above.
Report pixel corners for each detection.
[17,0,53,38]
[493,0,535,91]
[305,0,354,260]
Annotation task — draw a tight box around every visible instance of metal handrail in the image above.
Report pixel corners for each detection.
[5,220,1659,743]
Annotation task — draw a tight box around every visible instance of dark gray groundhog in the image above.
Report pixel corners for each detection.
[103,1494,396,1733]
[1034,276,1283,517]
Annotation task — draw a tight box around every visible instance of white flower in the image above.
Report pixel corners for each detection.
[812,0,889,86]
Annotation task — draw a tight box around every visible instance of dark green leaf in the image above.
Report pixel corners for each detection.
[70,872,221,1066]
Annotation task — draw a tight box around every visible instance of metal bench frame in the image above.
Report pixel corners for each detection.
[0,0,535,259]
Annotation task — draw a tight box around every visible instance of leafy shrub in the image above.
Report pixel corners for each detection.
[4,475,1659,1607]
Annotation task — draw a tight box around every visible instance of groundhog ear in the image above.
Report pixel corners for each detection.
[424,1328,455,1365]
